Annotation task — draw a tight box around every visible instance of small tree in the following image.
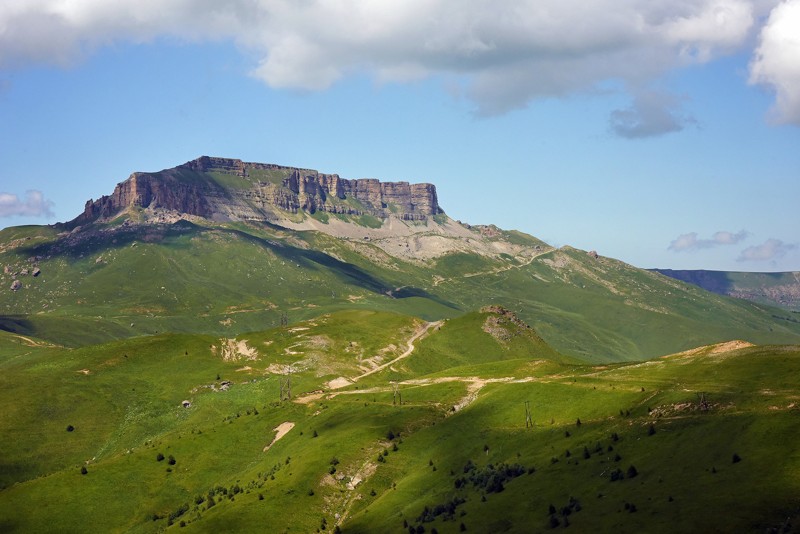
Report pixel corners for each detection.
[66,425,75,432]
[80,466,88,475]
[157,453,165,462]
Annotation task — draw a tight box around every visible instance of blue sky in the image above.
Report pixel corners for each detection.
[1,1,799,271]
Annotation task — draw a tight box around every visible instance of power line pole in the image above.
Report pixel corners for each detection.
[280,370,292,401]
[525,400,533,428]
[697,392,709,411]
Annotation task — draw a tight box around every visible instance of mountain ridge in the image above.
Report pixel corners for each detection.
[67,156,443,229]
[653,268,800,311]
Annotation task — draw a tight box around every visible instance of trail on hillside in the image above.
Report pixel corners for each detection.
[432,247,552,286]
[317,320,444,394]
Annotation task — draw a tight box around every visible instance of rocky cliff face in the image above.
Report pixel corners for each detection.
[68,156,443,227]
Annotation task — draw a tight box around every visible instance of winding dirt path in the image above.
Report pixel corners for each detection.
[320,320,443,393]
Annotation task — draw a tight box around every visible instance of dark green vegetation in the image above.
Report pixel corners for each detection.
[654,268,800,312]
[2,163,800,532]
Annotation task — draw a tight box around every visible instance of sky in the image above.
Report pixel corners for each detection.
[1,0,799,272]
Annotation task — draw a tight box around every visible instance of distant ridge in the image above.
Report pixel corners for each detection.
[66,156,443,228]
[653,268,800,311]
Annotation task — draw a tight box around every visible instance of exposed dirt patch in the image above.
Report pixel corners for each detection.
[668,340,756,360]
[263,422,295,452]
[327,377,352,390]
[216,338,259,361]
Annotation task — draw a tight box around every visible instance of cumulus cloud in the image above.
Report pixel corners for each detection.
[749,0,800,125]
[610,89,697,138]
[668,230,748,251]
[737,238,796,261]
[0,190,55,218]
[0,0,778,125]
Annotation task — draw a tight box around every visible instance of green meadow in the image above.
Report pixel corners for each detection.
[1,307,799,532]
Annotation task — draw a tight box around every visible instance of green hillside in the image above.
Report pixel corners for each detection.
[3,218,800,362]
[3,163,800,532]
[1,306,798,533]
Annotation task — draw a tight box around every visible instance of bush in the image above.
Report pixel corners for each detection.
[80,466,88,475]
[66,425,75,432]
[732,453,742,464]
[626,465,638,478]
[168,455,176,466]
[157,453,165,462]
[648,424,656,436]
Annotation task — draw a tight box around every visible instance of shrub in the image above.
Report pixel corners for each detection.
[157,453,165,462]
[648,424,656,436]
[626,465,638,478]
[168,455,176,465]
[66,425,75,432]
[80,466,88,475]
[386,430,396,440]
[732,453,742,464]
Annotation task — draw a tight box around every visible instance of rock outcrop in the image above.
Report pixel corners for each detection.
[67,156,443,227]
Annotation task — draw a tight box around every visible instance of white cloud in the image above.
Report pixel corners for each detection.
[0,190,54,218]
[749,0,800,124]
[0,0,776,126]
[669,230,748,251]
[737,238,796,261]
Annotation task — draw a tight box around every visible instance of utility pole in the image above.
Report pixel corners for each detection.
[392,382,402,406]
[525,400,533,428]
[280,370,292,401]
[697,392,709,411]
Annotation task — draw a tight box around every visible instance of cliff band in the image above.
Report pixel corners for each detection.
[70,156,443,226]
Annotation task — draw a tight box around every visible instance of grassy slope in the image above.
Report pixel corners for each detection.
[1,305,799,533]
[4,222,800,363]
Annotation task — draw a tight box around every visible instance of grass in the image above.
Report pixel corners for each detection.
[3,217,800,362]
[2,295,799,533]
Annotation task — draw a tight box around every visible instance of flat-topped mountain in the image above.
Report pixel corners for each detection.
[68,156,443,228]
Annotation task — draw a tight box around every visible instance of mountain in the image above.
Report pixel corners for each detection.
[67,156,442,228]
[653,269,800,312]
[2,156,800,363]
[3,156,800,533]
